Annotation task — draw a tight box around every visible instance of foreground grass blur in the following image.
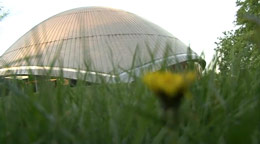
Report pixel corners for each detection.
[0,51,259,144]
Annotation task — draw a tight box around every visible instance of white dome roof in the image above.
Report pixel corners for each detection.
[0,7,205,82]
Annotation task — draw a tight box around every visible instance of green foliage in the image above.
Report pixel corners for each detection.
[216,0,260,73]
[236,0,260,27]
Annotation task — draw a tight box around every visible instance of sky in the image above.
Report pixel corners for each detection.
[0,0,238,65]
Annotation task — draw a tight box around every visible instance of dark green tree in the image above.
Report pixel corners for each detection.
[215,0,260,73]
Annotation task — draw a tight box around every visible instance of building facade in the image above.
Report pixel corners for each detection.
[0,7,205,82]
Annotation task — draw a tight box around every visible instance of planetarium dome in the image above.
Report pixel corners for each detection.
[0,7,205,82]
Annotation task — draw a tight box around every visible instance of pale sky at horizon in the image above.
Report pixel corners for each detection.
[0,0,238,66]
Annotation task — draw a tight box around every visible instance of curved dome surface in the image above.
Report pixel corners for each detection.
[0,7,204,82]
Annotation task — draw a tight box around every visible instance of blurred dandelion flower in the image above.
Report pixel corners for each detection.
[143,71,196,110]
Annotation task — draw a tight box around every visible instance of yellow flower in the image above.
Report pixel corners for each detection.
[143,71,196,98]
[143,71,196,110]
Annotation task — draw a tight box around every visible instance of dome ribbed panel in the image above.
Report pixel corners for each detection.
[0,7,200,80]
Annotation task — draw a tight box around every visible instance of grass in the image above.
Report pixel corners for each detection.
[0,52,259,144]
